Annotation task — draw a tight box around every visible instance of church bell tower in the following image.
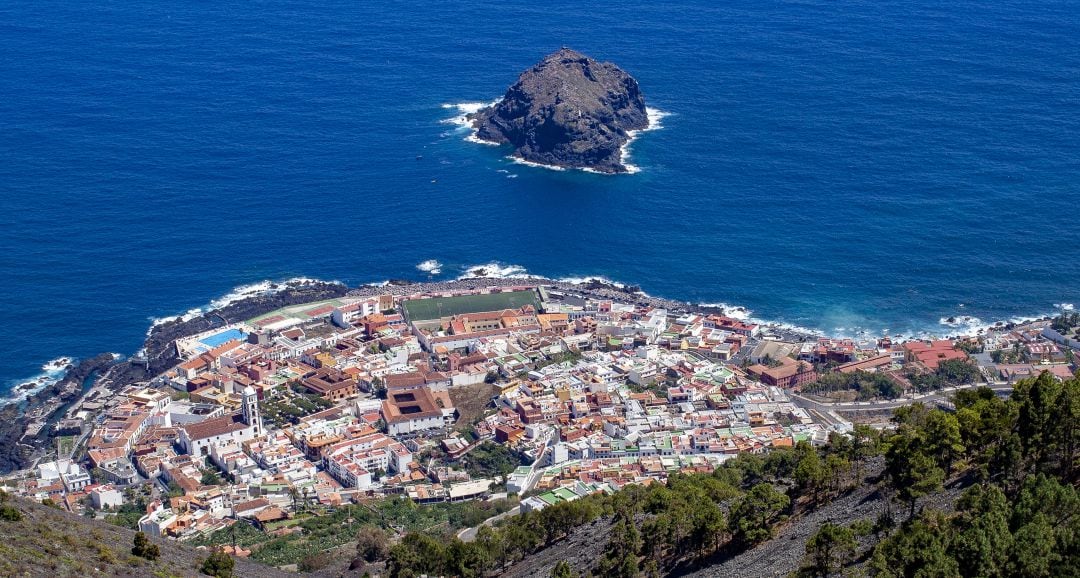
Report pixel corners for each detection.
[242,386,263,435]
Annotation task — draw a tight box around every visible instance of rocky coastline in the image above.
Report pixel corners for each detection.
[0,280,347,474]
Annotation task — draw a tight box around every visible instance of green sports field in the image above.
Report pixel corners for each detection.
[403,290,540,321]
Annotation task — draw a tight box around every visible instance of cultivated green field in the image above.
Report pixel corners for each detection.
[403,290,540,321]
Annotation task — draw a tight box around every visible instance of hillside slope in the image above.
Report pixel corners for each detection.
[496,459,973,578]
[0,495,291,578]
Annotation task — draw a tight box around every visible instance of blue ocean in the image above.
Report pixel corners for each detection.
[2,0,1078,397]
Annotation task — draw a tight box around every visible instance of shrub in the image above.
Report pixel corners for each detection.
[0,505,22,521]
[132,531,160,561]
[200,548,235,578]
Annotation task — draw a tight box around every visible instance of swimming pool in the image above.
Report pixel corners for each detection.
[199,328,247,349]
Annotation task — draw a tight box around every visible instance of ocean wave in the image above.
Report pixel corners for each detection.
[3,356,76,406]
[506,156,567,171]
[619,107,669,174]
[696,302,754,321]
[931,311,1053,338]
[557,275,627,289]
[456,262,545,280]
[441,101,502,145]
[149,277,342,329]
[1055,303,1074,311]
[416,260,443,275]
[938,315,985,330]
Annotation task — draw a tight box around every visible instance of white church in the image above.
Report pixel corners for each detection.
[178,386,264,456]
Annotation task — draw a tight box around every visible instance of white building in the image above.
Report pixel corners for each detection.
[178,386,263,456]
[138,501,177,538]
[90,485,124,509]
[37,459,91,493]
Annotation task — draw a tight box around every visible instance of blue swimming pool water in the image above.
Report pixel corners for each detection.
[199,329,248,350]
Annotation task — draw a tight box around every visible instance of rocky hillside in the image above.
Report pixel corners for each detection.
[469,48,648,173]
[0,493,290,577]
[490,463,973,578]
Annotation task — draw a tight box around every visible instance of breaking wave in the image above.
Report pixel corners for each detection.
[416,260,443,275]
[149,277,341,329]
[3,356,76,406]
[456,262,544,280]
[441,101,502,145]
[620,108,670,174]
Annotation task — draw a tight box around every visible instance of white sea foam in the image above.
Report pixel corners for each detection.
[456,263,545,280]
[619,107,670,174]
[42,357,74,372]
[557,275,626,289]
[931,309,1057,338]
[149,277,341,329]
[3,356,77,406]
[696,303,753,321]
[450,100,667,174]
[1055,303,1074,311]
[442,101,502,145]
[506,156,567,171]
[416,260,443,275]
[938,315,985,331]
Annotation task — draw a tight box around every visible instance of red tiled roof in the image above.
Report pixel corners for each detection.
[181,413,248,441]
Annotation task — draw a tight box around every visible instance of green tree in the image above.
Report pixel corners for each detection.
[200,469,223,486]
[824,453,851,497]
[851,423,881,481]
[446,540,489,578]
[731,483,789,545]
[954,388,1017,480]
[801,522,856,577]
[1008,474,1080,577]
[1009,516,1058,578]
[200,548,235,578]
[884,418,945,519]
[1012,372,1068,475]
[475,525,506,571]
[387,533,448,578]
[695,500,728,555]
[949,485,1012,577]
[597,510,642,578]
[794,442,828,502]
[0,504,21,521]
[551,560,578,578]
[132,531,160,561]
[870,510,960,578]
[355,525,390,563]
[923,410,965,475]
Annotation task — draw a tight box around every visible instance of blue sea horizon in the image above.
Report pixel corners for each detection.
[1,0,1078,398]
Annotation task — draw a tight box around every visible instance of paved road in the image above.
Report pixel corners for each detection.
[792,382,1014,413]
[457,506,521,542]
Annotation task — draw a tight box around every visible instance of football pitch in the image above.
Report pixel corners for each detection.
[403,290,540,321]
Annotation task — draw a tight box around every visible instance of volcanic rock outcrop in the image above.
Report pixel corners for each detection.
[469,48,649,173]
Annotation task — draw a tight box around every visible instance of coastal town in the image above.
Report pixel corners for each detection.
[3,279,1077,562]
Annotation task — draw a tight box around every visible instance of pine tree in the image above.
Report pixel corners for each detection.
[131,531,160,561]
